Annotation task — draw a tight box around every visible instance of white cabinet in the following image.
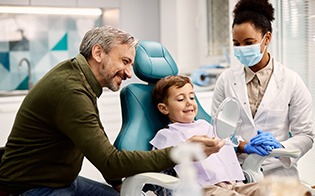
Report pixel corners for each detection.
[0,96,25,146]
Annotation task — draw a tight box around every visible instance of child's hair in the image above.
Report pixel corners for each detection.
[232,0,274,34]
[152,75,193,105]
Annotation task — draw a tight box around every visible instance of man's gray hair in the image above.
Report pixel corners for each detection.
[79,25,138,59]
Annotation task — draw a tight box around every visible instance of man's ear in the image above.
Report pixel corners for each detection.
[91,44,103,63]
[157,103,169,115]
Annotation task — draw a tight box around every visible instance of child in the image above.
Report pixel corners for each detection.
[150,75,260,196]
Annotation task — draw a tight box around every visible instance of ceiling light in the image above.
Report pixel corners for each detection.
[0,6,102,16]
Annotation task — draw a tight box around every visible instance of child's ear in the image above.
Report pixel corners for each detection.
[157,103,169,115]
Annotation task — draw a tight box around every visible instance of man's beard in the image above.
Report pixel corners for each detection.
[99,65,120,92]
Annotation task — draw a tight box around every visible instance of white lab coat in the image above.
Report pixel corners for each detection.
[211,57,314,178]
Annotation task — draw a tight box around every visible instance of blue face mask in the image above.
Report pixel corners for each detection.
[233,36,266,67]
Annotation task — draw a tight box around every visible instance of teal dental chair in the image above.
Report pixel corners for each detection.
[114,40,301,195]
[113,40,210,195]
[114,40,210,152]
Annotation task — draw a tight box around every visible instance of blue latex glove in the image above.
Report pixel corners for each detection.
[244,142,270,156]
[250,130,282,150]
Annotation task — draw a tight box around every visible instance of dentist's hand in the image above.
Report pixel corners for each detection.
[244,141,270,156]
[187,135,225,157]
[251,130,282,150]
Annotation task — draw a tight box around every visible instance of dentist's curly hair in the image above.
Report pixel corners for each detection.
[232,0,274,34]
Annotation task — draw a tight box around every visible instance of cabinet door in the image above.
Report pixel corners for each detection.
[0,96,25,146]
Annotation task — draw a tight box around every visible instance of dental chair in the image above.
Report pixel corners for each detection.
[114,40,301,195]
[114,40,210,152]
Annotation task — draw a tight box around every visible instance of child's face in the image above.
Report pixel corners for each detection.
[158,83,198,123]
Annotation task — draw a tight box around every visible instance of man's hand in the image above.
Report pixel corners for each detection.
[186,135,225,157]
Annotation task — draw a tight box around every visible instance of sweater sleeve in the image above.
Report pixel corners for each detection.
[55,90,175,180]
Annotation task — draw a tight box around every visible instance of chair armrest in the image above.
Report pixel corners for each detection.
[120,172,180,196]
[268,148,301,158]
[242,148,301,183]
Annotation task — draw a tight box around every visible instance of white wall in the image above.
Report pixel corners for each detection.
[159,0,236,73]
[119,0,160,42]
[160,0,200,74]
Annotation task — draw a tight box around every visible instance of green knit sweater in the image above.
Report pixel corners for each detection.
[0,54,174,193]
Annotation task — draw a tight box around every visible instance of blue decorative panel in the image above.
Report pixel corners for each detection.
[0,14,101,91]
[0,52,10,71]
[51,33,68,51]
[16,76,29,90]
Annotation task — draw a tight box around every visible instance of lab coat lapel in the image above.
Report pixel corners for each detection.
[255,60,283,118]
[231,67,255,125]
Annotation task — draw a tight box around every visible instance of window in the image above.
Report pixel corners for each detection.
[271,0,315,185]
[272,0,314,117]
[206,0,229,56]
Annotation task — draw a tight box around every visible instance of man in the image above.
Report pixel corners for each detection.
[0,26,224,195]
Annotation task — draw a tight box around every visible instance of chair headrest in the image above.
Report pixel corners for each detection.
[134,40,178,83]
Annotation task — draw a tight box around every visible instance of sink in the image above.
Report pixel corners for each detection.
[0,90,29,97]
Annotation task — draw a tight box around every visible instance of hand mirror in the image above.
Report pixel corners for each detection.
[213,97,241,140]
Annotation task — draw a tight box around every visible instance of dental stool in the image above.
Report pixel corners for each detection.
[113,40,301,195]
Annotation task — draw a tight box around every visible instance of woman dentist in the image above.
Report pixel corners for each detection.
[211,0,314,179]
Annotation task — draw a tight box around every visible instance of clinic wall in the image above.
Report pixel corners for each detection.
[120,0,160,42]
[160,0,235,73]
[160,0,200,74]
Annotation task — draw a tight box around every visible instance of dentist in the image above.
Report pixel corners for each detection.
[211,0,314,179]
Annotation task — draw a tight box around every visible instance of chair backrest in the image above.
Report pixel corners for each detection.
[113,40,212,151]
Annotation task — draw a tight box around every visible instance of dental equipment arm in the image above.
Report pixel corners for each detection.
[120,143,205,196]
[120,172,180,196]
[242,148,301,183]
